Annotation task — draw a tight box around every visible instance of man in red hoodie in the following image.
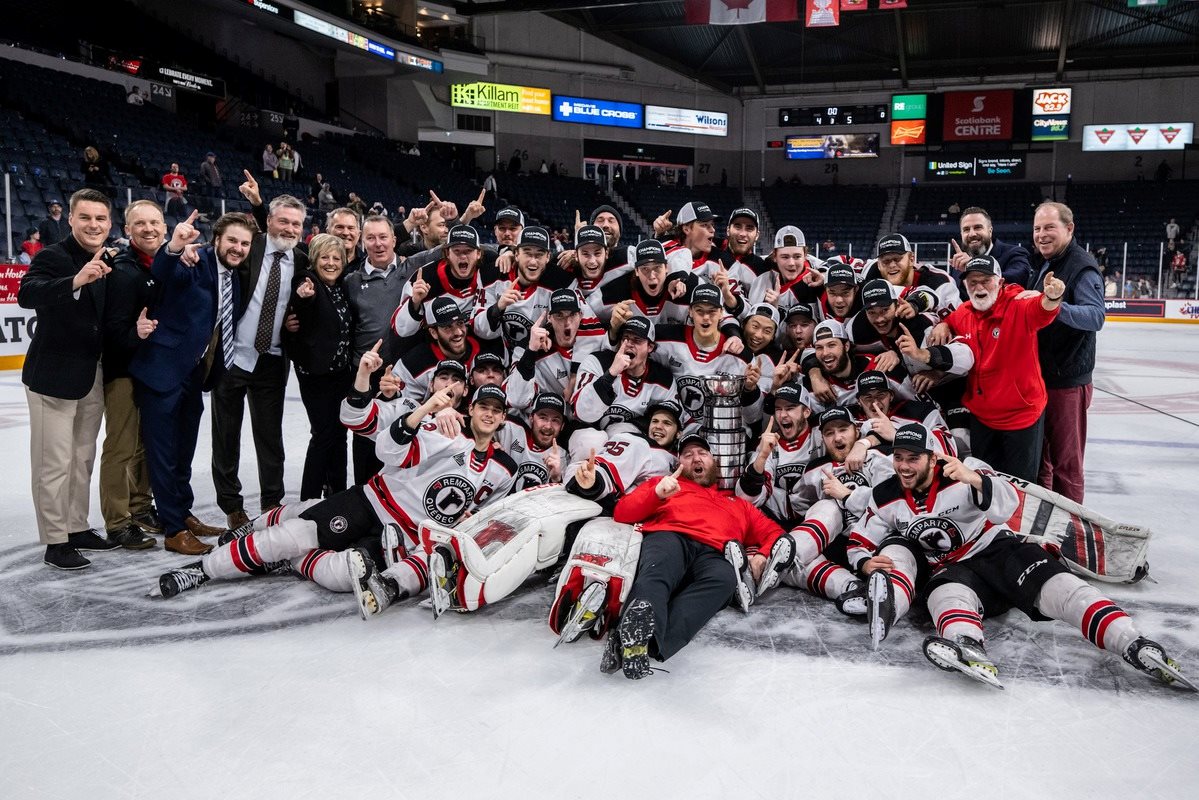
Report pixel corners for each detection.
[605,434,784,679]
[936,254,1064,481]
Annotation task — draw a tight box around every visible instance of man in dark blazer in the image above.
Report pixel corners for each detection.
[210,184,309,529]
[130,211,256,555]
[950,206,1033,292]
[18,188,120,570]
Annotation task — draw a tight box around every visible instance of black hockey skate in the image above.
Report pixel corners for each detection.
[835,580,868,617]
[866,570,895,650]
[149,561,209,598]
[428,545,460,621]
[723,541,756,613]
[617,599,655,680]
[1123,637,1197,692]
[754,534,796,598]
[381,523,403,569]
[923,634,1004,690]
[347,548,403,621]
[218,519,255,546]
[553,581,606,649]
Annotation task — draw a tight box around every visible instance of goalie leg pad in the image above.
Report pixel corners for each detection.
[420,517,542,612]
[550,519,642,638]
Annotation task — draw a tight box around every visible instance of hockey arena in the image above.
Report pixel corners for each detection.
[2,1,1198,798]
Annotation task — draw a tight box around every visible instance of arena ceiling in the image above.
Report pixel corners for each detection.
[453,0,1199,94]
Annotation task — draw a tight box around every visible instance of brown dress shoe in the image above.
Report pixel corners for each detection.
[226,510,251,530]
[164,530,214,555]
[185,515,227,538]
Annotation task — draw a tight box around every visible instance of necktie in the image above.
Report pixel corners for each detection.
[254,251,284,354]
[220,269,235,369]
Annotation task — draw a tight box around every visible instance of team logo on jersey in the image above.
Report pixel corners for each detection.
[774,463,806,492]
[676,375,706,414]
[601,406,636,427]
[424,474,476,524]
[501,311,533,344]
[834,469,870,493]
[329,516,349,534]
[904,516,965,552]
[991,327,1000,338]
[514,461,549,491]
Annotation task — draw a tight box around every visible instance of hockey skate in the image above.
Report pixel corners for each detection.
[148,561,209,598]
[217,520,254,546]
[617,599,655,680]
[1123,637,1197,692]
[723,541,756,613]
[428,545,460,620]
[923,635,1004,690]
[347,548,402,621]
[866,570,895,650]
[835,580,868,617]
[381,523,403,569]
[754,534,796,599]
[553,581,606,648]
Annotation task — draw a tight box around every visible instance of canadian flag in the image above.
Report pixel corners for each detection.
[684,0,799,25]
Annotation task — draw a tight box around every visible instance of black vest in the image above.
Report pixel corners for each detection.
[1036,240,1100,389]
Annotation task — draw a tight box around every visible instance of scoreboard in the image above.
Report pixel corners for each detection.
[778,104,888,127]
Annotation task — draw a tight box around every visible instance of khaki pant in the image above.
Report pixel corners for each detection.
[26,367,105,545]
[99,377,153,530]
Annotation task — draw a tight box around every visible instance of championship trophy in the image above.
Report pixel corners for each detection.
[700,373,746,491]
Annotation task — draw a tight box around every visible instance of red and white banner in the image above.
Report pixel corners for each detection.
[684,0,799,24]
[840,0,868,10]
[879,0,907,8]
[942,90,1014,142]
[806,0,839,26]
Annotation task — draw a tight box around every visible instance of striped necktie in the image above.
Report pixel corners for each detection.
[254,251,285,354]
[220,269,235,369]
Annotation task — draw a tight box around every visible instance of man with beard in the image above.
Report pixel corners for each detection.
[949,207,1031,290]
[848,370,956,459]
[864,233,959,316]
[817,261,861,324]
[722,207,770,277]
[595,239,691,328]
[737,383,822,526]
[393,224,498,342]
[325,207,363,270]
[506,288,604,414]
[210,194,308,530]
[803,319,913,412]
[494,391,567,491]
[930,255,1063,483]
[747,226,826,313]
[568,400,682,508]
[847,424,1191,691]
[397,195,456,258]
[663,201,754,298]
[394,296,497,405]
[603,434,784,679]
[131,212,255,555]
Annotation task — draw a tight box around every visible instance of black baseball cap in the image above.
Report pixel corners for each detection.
[860,278,896,309]
[471,352,505,373]
[634,239,667,267]
[447,224,480,250]
[892,422,935,454]
[532,391,566,417]
[729,207,759,226]
[786,303,817,321]
[677,201,715,224]
[691,284,723,308]
[817,406,855,430]
[618,315,655,343]
[434,359,467,380]
[429,296,467,326]
[826,263,857,288]
[549,288,580,314]
[746,304,780,327]
[518,226,550,251]
[575,225,606,250]
[47,198,62,207]
[678,432,711,453]
[495,206,524,226]
[774,382,814,409]
[855,370,891,395]
[962,254,1001,277]
[471,384,507,408]
[877,233,912,256]
[647,399,683,424]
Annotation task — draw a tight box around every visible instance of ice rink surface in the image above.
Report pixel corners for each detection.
[1,322,1197,800]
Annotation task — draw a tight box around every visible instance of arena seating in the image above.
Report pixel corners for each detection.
[616,182,743,241]
[761,184,888,259]
[901,183,1044,243]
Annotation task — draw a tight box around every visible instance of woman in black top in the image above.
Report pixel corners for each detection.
[82,146,109,194]
[284,234,355,499]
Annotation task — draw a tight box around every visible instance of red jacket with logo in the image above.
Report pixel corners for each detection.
[945,283,1058,430]
[614,477,783,553]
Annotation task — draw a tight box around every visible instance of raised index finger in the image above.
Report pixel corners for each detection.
[951,239,963,254]
[476,188,485,203]
[671,463,684,478]
[370,338,383,353]
[764,417,774,434]
[184,209,200,226]
[243,169,254,182]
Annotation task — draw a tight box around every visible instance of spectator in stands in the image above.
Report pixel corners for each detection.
[346,192,367,218]
[1170,245,1187,294]
[821,239,838,257]
[947,200,961,217]
[326,207,363,268]
[508,149,522,175]
[160,162,190,218]
[1031,201,1103,503]
[19,228,42,265]
[539,159,549,174]
[950,206,1032,289]
[370,201,388,218]
[291,144,303,177]
[19,188,119,570]
[126,86,144,106]
[82,145,108,194]
[278,142,295,181]
[262,143,278,178]
[283,233,353,500]
[1104,271,1120,298]
[38,199,70,246]
[1165,217,1180,243]
[212,186,309,529]
[199,152,222,192]
[318,183,336,211]
[304,223,321,245]
[398,199,455,258]
[309,172,325,204]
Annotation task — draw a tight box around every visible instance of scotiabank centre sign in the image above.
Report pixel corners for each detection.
[942,90,1013,141]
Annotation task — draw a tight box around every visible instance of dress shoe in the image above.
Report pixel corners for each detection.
[227,510,251,530]
[165,530,214,555]
[107,523,157,551]
[130,507,163,534]
[44,543,91,570]
[69,528,121,551]
[185,515,227,538]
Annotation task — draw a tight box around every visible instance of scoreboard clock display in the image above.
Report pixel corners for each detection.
[778,104,888,127]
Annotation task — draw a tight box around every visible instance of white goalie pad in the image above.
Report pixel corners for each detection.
[549,519,643,639]
[419,484,602,612]
[1000,473,1151,583]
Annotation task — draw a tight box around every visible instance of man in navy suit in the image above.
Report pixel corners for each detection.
[130,211,256,555]
[950,206,1033,291]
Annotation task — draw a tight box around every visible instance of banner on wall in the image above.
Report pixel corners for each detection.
[552,95,643,128]
[644,105,729,137]
[942,90,1013,141]
[0,264,34,370]
[1082,123,1194,151]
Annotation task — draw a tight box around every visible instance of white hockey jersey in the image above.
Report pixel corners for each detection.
[735,426,824,522]
[571,351,678,434]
